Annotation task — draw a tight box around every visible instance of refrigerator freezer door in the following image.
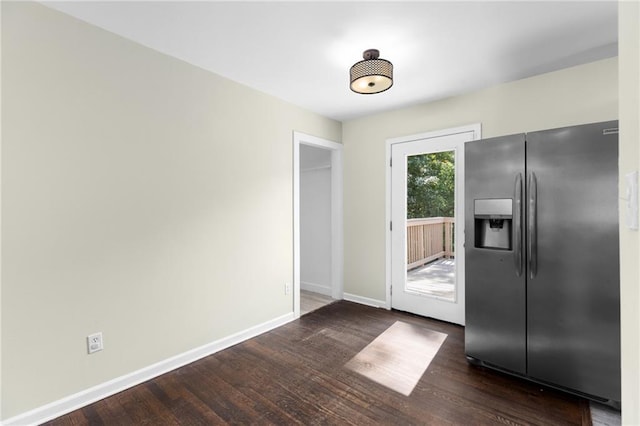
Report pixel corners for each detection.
[526,121,620,402]
[465,134,526,374]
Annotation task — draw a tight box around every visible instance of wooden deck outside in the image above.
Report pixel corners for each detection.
[406,217,454,270]
[407,258,455,300]
[406,217,455,300]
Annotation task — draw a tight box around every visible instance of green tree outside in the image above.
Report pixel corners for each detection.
[406,151,455,219]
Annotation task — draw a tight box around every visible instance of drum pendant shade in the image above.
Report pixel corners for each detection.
[350,49,393,94]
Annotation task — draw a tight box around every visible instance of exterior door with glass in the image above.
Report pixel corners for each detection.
[389,126,479,325]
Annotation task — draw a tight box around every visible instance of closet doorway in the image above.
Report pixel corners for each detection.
[293,132,343,317]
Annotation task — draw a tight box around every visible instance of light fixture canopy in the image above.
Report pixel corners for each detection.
[350,49,393,94]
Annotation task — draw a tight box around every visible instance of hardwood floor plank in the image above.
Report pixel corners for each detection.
[196,351,311,424]
[45,410,88,426]
[43,301,593,425]
[146,380,227,425]
[117,385,181,425]
[228,342,371,424]
[78,404,105,426]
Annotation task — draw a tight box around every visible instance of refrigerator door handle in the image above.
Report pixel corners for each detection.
[528,172,538,279]
[514,173,523,277]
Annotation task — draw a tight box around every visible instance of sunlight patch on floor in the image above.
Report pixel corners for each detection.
[345,321,447,396]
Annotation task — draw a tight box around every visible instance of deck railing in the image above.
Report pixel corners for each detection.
[406,217,454,270]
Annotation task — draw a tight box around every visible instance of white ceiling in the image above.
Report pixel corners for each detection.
[44,1,618,122]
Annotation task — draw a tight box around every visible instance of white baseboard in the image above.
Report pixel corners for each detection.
[2,312,295,426]
[343,292,388,309]
[300,281,332,296]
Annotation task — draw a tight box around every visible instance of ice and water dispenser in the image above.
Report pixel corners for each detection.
[474,199,513,250]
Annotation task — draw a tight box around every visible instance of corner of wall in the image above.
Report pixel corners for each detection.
[619,1,640,423]
[1,0,4,420]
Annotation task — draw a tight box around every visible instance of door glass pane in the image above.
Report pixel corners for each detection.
[405,150,456,301]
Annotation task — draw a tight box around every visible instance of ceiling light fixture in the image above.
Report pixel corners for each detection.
[349,49,393,94]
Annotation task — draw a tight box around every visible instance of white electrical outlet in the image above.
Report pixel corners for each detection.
[87,332,103,354]
[285,283,291,295]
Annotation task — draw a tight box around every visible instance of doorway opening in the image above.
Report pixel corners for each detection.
[300,144,334,315]
[293,132,343,318]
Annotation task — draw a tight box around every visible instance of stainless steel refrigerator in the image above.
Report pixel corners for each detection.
[464,121,620,407]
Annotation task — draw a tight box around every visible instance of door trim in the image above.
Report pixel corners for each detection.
[293,131,343,319]
[385,124,482,310]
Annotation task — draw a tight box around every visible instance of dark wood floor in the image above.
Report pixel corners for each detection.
[46,301,591,425]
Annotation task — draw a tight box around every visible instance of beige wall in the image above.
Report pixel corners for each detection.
[343,58,617,301]
[0,2,340,419]
[619,2,640,424]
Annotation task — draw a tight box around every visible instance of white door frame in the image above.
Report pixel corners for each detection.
[385,124,482,312]
[293,131,343,319]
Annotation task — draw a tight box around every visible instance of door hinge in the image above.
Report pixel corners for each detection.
[390,158,392,167]
[390,221,393,231]
[390,286,393,295]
